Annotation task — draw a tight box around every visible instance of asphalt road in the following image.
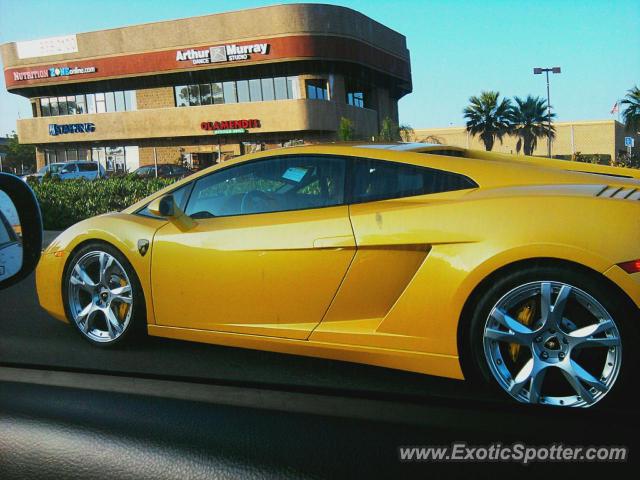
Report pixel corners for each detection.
[1,234,639,452]
[0,271,479,402]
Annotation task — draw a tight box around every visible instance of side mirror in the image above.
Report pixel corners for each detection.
[0,173,43,290]
[147,194,196,231]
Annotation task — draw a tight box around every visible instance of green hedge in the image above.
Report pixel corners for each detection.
[30,177,176,230]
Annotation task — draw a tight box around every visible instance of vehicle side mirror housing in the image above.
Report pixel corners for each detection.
[148,194,196,231]
[0,173,43,290]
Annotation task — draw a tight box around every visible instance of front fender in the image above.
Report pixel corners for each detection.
[36,213,165,324]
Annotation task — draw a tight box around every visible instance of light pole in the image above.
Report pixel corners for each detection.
[533,66,561,158]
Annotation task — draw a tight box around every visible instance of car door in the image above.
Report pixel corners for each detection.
[150,154,355,340]
[59,163,78,180]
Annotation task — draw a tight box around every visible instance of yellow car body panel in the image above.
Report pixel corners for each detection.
[36,144,640,381]
[410,144,640,181]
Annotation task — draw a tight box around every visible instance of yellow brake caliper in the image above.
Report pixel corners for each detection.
[509,300,537,362]
[117,277,129,320]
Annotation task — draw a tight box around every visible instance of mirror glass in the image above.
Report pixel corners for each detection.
[0,190,23,282]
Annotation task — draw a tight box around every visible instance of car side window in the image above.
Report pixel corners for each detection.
[350,157,478,203]
[79,163,98,172]
[185,155,345,218]
[136,182,193,219]
[62,164,78,173]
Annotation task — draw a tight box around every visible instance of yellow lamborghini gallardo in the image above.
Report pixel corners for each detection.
[36,144,640,408]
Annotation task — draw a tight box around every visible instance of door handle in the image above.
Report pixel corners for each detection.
[313,235,355,249]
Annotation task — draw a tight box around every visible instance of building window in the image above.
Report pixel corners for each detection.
[261,78,275,101]
[175,86,189,107]
[114,91,126,112]
[347,92,365,108]
[40,98,50,116]
[105,91,116,112]
[95,93,106,113]
[212,82,224,104]
[75,94,86,114]
[58,96,68,115]
[66,95,77,115]
[223,82,237,103]
[236,80,250,103]
[248,79,262,102]
[274,77,288,100]
[31,102,38,117]
[86,94,96,114]
[124,90,137,110]
[306,79,329,100]
[188,85,200,106]
[38,89,138,117]
[199,84,212,105]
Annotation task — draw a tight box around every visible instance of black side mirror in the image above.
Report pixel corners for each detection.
[0,173,43,290]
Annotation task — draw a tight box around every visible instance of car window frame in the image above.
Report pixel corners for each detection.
[345,156,479,204]
[183,154,349,219]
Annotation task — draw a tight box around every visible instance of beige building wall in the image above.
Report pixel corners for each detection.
[415,120,639,161]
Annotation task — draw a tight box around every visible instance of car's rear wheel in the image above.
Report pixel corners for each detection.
[467,265,634,408]
[63,243,144,347]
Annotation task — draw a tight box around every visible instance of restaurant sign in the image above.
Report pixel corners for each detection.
[201,119,261,134]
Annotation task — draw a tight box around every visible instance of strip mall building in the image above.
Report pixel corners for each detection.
[1,4,412,172]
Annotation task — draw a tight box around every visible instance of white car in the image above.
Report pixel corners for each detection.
[25,161,106,182]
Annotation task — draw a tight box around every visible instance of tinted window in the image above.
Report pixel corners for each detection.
[78,163,98,172]
[40,98,50,116]
[185,156,346,218]
[199,84,212,105]
[351,158,477,203]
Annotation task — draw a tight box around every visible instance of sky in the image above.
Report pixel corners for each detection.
[0,0,638,137]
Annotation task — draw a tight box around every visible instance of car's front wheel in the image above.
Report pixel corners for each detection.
[467,264,635,408]
[63,243,144,346]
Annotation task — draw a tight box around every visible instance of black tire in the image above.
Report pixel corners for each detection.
[62,242,146,348]
[463,263,636,408]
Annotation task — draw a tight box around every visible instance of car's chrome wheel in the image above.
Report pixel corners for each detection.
[482,281,622,408]
[68,250,134,343]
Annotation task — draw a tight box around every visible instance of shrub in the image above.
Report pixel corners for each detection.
[31,177,176,230]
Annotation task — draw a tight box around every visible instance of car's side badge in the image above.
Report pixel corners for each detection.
[138,239,150,257]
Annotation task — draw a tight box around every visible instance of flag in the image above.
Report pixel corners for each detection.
[610,102,619,114]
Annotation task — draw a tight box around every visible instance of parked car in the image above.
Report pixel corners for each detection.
[23,161,106,182]
[22,162,66,182]
[132,164,193,180]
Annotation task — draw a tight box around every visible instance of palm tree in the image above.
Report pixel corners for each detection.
[463,91,512,151]
[510,95,556,156]
[621,85,640,133]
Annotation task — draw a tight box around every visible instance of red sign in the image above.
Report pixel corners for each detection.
[201,119,261,131]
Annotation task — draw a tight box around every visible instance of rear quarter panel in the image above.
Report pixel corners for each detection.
[344,191,640,357]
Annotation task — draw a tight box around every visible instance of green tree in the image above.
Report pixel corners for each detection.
[337,117,355,141]
[463,91,512,151]
[510,95,556,156]
[621,85,640,133]
[4,132,36,174]
[379,116,400,142]
[399,124,415,142]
